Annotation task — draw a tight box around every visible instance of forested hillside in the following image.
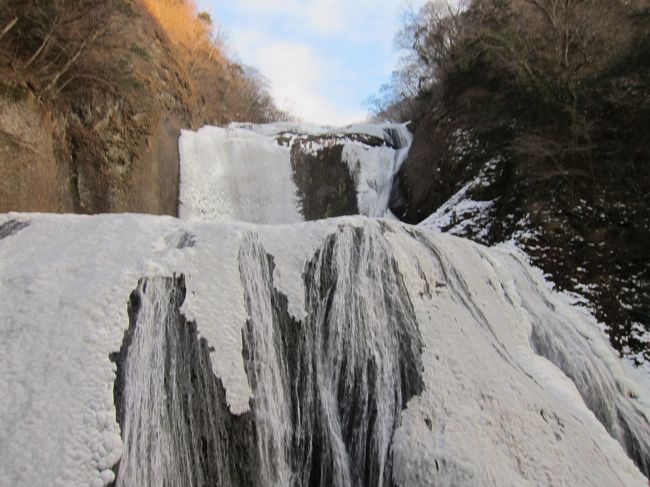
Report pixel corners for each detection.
[376,0,650,363]
[0,0,287,214]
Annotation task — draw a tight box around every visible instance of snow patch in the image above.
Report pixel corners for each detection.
[419,157,501,243]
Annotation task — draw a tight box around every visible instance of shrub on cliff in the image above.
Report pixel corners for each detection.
[0,0,288,123]
[0,0,114,98]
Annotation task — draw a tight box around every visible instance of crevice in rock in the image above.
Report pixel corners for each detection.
[0,219,29,239]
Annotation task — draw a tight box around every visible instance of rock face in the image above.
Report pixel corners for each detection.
[0,93,74,212]
[0,0,192,215]
[289,141,359,219]
[389,114,503,228]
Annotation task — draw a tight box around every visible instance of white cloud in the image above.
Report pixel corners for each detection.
[229,31,366,125]
[201,0,431,124]
[223,0,430,35]
[232,0,346,33]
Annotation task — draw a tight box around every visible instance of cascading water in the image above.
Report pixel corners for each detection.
[100,219,649,487]
[178,126,303,224]
[111,227,424,487]
[238,235,294,486]
[179,123,412,223]
[112,278,179,487]
[288,225,423,487]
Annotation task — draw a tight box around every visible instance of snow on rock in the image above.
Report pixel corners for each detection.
[1,213,648,486]
[419,157,500,243]
[179,122,412,223]
[228,121,412,149]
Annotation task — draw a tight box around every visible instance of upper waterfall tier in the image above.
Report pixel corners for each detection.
[178,122,412,223]
[1,213,648,486]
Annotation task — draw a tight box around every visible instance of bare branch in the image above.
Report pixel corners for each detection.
[521,0,558,28]
[24,18,58,69]
[54,74,116,97]
[0,16,18,41]
[41,32,95,94]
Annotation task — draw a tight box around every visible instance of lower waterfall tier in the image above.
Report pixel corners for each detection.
[0,214,648,486]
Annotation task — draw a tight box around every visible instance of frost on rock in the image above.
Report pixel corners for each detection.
[0,218,29,239]
[1,213,649,486]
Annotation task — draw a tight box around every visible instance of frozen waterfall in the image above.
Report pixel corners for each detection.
[179,122,412,223]
[1,213,649,486]
[0,122,649,487]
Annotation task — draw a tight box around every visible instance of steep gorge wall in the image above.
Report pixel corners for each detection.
[0,0,192,215]
[0,92,73,212]
[0,0,264,215]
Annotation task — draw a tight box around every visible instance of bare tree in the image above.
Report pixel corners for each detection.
[1,0,112,98]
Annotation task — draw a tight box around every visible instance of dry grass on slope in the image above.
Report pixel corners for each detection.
[0,0,194,214]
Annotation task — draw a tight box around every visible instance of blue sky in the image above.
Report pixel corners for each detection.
[196,0,425,125]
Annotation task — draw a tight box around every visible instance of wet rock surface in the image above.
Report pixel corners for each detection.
[290,141,359,220]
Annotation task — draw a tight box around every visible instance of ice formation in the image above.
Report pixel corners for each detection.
[1,213,649,486]
[179,126,302,224]
[179,122,411,222]
[1,122,649,487]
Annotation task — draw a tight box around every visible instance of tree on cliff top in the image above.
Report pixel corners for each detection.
[141,0,289,123]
